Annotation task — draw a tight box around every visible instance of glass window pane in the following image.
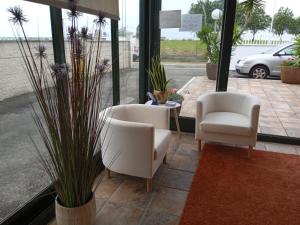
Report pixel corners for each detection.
[62,10,113,105]
[0,1,52,221]
[229,0,300,138]
[161,0,224,118]
[119,0,139,104]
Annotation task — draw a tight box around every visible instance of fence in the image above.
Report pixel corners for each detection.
[239,39,291,46]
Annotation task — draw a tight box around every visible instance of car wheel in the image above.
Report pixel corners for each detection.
[250,65,269,79]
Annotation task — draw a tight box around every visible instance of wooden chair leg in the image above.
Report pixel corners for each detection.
[198,140,201,152]
[163,154,167,164]
[105,168,111,178]
[248,146,253,158]
[147,178,153,192]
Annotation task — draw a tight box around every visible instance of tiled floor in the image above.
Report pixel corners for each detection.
[178,76,300,138]
[49,133,300,225]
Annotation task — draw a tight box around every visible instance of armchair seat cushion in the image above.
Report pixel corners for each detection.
[200,112,252,136]
[154,128,171,161]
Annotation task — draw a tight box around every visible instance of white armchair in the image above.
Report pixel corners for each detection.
[195,92,260,157]
[101,104,171,192]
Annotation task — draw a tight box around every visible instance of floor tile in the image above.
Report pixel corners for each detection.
[156,168,194,191]
[109,179,154,208]
[139,209,179,225]
[96,201,144,225]
[148,187,188,216]
[176,143,199,156]
[96,197,107,213]
[94,176,124,200]
[168,153,199,173]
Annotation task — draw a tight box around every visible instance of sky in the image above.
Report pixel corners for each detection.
[0,0,300,39]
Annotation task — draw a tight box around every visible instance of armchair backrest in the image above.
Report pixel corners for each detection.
[107,104,169,129]
[203,92,256,116]
[126,104,169,129]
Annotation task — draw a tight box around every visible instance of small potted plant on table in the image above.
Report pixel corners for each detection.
[167,88,184,116]
[148,56,170,103]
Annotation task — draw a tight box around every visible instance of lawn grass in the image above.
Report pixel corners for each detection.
[160,40,207,62]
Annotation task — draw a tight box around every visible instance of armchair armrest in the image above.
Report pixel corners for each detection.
[195,94,215,138]
[246,96,260,132]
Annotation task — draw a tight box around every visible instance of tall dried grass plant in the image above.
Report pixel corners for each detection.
[8,5,111,207]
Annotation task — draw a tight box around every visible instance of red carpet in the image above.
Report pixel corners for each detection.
[179,144,300,225]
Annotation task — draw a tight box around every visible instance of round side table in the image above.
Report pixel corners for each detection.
[145,100,181,137]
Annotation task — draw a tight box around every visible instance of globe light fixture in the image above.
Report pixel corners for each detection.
[211,9,222,20]
[211,9,222,32]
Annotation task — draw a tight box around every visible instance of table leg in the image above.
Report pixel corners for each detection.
[173,108,181,137]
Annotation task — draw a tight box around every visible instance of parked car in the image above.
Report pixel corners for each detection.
[235,43,295,79]
[132,39,139,62]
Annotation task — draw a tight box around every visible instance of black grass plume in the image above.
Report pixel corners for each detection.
[8,6,28,25]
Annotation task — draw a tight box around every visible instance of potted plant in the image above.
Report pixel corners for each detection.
[147,56,170,103]
[167,88,184,116]
[168,88,184,104]
[281,36,300,84]
[198,26,220,80]
[8,5,110,225]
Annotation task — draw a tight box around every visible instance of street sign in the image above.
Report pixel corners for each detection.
[180,14,202,32]
[159,10,181,29]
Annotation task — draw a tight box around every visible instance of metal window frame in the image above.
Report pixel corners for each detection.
[216,0,236,92]
[50,7,66,64]
[139,0,151,103]
[111,19,120,105]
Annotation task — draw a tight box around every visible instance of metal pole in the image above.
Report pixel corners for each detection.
[149,0,162,93]
[49,6,66,64]
[270,0,277,32]
[216,0,237,92]
[111,19,120,105]
[139,0,151,103]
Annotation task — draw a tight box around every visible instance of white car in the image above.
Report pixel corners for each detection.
[235,43,295,79]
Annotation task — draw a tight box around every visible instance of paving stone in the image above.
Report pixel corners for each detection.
[265,143,298,155]
[255,142,266,151]
[285,129,300,138]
